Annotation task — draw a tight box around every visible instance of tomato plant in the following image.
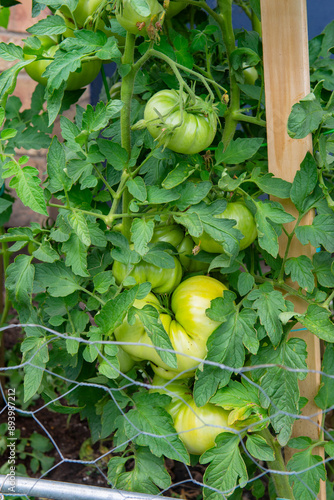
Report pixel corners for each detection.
[0,1,334,499]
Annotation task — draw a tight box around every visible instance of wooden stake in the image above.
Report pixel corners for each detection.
[260,0,325,498]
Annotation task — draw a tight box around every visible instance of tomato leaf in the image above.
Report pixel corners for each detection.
[246,435,274,462]
[312,251,334,288]
[62,234,89,277]
[27,15,68,36]
[315,344,334,410]
[248,283,289,347]
[287,92,325,139]
[253,200,295,258]
[295,214,334,252]
[127,177,147,202]
[123,392,189,463]
[130,218,154,256]
[95,286,141,334]
[290,152,318,212]
[131,305,177,369]
[215,138,263,165]
[6,255,35,305]
[47,137,72,193]
[34,261,83,297]
[200,433,248,499]
[287,448,326,500]
[108,446,171,495]
[298,304,334,342]
[284,255,315,292]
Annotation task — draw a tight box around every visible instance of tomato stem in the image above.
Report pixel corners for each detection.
[261,428,295,499]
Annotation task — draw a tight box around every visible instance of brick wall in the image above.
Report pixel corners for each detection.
[0,2,91,227]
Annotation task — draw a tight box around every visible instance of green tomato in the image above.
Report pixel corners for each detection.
[242,64,258,85]
[59,0,104,28]
[113,275,228,378]
[116,0,164,36]
[193,202,257,253]
[144,89,217,154]
[113,254,183,294]
[150,375,232,455]
[117,346,136,373]
[23,40,102,91]
[165,1,188,18]
[151,224,208,273]
[174,399,231,455]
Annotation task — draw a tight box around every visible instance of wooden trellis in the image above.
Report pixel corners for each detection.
[260,0,325,498]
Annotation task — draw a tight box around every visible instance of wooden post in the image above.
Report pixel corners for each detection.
[260,0,325,498]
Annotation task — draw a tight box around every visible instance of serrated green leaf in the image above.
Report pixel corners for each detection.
[27,15,67,35]
[126,177,147,202]
[252,173,291,199]
[32,241,59,263]
[315,344,334,410]
[93,271,115,294]
[162,162,196,189]
[296,214,334,252]
[284,255,315,292]
[124,392,189,463]
[132,305,177,369]
[237,272,254,296]
[67,211,91,246]
[6,254,34,305]
[62,234,89,277]
[95,286,141,334]
[0,42,24,61]
[142,248,175,269]
[130,218,154,256]
[287,449,326,500]
[97,139,128,170]
[246,434,275,461]
[254,200,295,258]
[47,137,72,193]
[201,433,248,499]
[290,152,318,212]
[34,261,82,297]
[215,138,263,165]
[248,284,287,346]
[287,92,325,139]
[299,304,334,342]
[313,252,334,288]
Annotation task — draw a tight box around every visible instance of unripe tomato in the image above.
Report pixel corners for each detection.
[59,0,104,28]
[116,0,164,36]
[193,202,257,253]
[113,276,228,379]
[174,399,231,455]
[242,64,258,85]
[112,254,182,294]
[117,346,136,373]
[165,1,187,19]
[171,275,228,339]
[144,89,217,154]
[23,40,102,90]
[151,224,208,273]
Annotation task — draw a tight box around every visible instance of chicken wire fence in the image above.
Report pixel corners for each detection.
[0,322,333,500]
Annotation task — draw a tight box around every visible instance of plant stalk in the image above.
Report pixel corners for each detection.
[261,428,295,500]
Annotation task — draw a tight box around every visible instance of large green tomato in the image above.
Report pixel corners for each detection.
[174,399,231,455]
[59,0,104,28]
[112,254,182,294]
[23,40,101,90]
[151,224,208,273]
[150,375,232,455]
[113,276,228,379]
[144,89,217,154]
[193,202,257,253]
[116,0,164,36]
